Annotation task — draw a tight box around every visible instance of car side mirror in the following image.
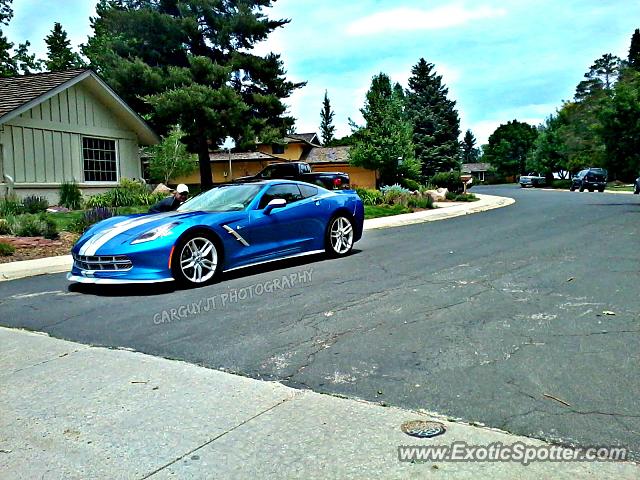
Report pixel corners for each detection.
[264,198,286,215]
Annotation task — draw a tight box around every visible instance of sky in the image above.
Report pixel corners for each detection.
[5,0,640,144]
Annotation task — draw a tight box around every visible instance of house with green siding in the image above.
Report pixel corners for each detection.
[0,69,159,203]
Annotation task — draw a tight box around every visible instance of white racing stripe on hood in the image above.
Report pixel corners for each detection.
[79,212,184,256]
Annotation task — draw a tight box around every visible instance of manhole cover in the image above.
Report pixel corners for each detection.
[401,420,446,438]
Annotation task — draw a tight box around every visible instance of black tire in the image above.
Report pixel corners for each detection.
[171,231,222,287]
[598,187,605,192]
[325,214,355,257]
[570,185,575,191]
[634,187,639,195]
[579,185,585,192]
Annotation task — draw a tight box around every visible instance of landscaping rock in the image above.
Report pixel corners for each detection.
[152,183,173,194]
[426,188,449,202]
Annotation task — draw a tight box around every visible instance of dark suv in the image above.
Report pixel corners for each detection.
[570,168,608,192]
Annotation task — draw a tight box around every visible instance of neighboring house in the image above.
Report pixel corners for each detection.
[173,133,378,189]
[256,133,321,161]
[302,146,377,189]
[174,151,280,184]
[462,162,493,182]
[0,69,159,203]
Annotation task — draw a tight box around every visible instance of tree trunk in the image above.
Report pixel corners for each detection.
[198,137,213,191]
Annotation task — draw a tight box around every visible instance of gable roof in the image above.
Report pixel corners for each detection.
[0,69,159,145]
[287,133,320,145]
[303,146,350,164]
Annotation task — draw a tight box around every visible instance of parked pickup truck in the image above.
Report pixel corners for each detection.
[519,172,547,188]
[234,161,350,190]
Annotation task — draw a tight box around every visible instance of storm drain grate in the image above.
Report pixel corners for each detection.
[401,420,446,439]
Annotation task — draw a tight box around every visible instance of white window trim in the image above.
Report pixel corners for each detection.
[81,136,120,184]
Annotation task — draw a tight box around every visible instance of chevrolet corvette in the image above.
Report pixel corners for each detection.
[67,180,364,287]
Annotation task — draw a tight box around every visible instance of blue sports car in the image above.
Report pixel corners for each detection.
[68,180,364,287]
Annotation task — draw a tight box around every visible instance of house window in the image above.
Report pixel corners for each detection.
[272,144,285,154]
[83,137,118,182]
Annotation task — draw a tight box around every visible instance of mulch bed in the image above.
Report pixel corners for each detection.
[0,232,79,264]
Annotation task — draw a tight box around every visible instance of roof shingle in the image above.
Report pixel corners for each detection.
[0,69,88,120]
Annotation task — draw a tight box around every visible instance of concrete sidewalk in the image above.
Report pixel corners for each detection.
[1,327,637,479]
[0,193,513,283]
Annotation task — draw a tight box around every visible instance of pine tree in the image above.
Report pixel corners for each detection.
[405,58,461,178]
[319,90,336,146]
[0,0,16,77]
[45,23,84,72]
[628,28,640,71]
[461,130,479,163]
[84,0,303,190]
[349,73,420,185]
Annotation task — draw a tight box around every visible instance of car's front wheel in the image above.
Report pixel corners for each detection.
[172,232,221,286]
[634,186,639,194]
[325,215,354,257]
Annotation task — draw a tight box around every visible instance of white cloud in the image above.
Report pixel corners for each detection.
[347,5,507,36]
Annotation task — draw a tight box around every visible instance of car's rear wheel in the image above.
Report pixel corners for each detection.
[579,185,585,192]
[634,186,639,194]
[172,233,221,286]
[325,215,354,257]
[570,185,575,191]
[598,187,605,192]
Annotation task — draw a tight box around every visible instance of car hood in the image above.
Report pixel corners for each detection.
[73,210,246,255]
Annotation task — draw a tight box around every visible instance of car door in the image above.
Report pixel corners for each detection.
[244,183,312,261]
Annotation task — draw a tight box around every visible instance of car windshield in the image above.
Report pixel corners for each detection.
[177,184,263,212]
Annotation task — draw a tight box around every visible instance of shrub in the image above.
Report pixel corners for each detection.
[0,194,25,216]
[552,179,572,189]
[22,195,49,214]
[407,195,434,209]
[446,192,478,202]
[0,241,15,256]
[59,181,83,210]
[8,213,59,239]
[0,218,10,234]
[380,183,411,194]
[84,193,111,209]
[400,178,421,191]
[70,207,116,234]
[355,188,383,206]
[430,172,463,193]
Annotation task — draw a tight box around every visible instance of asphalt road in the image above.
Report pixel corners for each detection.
[1,185,639,456]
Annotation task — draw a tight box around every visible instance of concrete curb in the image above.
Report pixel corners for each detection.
[0,193,515,282]
[363,193,515,230]
[0,255,72,282]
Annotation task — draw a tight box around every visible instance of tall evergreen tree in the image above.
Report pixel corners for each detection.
[585,53,621,90]
[0,0,12,25]
[0,0,15,77]
[319,90,335,146]
[84,0,303,189]
[405,58,461,178]
[461,129,479,163]
[44,22,84,72]
[628,28,640,71]
[349,73,420,185]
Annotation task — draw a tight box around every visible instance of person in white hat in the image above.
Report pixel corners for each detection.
[149,184,190,213]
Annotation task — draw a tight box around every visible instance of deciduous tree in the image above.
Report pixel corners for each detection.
[349,73,420,185]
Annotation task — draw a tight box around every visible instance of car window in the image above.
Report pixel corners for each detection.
[178,184,262,212]
[258,184,303,209]
[299,184,319,198]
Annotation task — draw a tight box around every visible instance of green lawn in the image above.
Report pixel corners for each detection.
[606,183,634,192]
[364,204,412,219]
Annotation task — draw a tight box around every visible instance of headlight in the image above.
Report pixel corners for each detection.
[131,222,181,245]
